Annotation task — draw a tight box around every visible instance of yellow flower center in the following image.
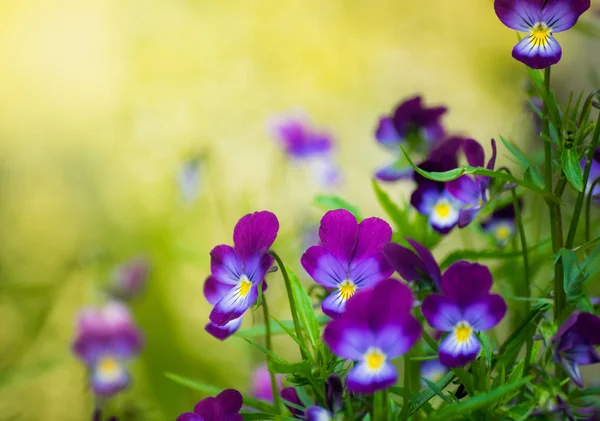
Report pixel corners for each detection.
[454,321,473,343]
[364,348,386,371]
[496,225,511,241]
[434,201,451,218]
[97,356,121,378]
[530,22,551,47]
[238,275,252,297]
[339,279,356,301]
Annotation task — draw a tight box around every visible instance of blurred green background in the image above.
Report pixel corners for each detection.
[0,0,598,420]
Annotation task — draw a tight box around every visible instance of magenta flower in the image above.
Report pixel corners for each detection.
[204,211,279,339]
[383,238,441,290]
[422,261,507,367]
[375,96,447,181]
[176,389,243,421]
[480,202,520,247]
[112,257,150,300]
[494,0,591,69]
[301,209,393,318]
[446,139,497,228]
[323,279,422,393]
[250,364,282,403]
[552,312,600,387]
[71,301,143,397]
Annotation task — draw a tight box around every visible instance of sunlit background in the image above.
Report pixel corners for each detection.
[0,0,598,420]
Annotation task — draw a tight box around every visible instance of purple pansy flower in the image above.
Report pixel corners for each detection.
[301,209,393,318]
[552,312,600,387]
[204,211,279,339]
[250,364,282,403]
[300,376,343,421]
[420,359,448,386]
[410,138,464,234]
[581,147,600,203]
[383,238,441,290]
[494,0,591,69]
[112,257,150,300]
[375,96,447,181]
[480,201,520,248]
[422,261,507,367]
[71,301,143,397]
[176,389,243,421]
[323,279,422,393]
[447,139,497,228]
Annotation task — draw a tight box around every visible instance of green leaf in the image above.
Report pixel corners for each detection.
[421,377,453,403]
[286,264,323,354]
[499,136,544,188]
[268,359,311,375]
[371,179,404,227]
[428,377,532,421]
[269,315,312,358]
[243,338,292,365]
[165,372,275,413]
[561,148,584,192]
[314,194,362,221]
[408,371,456,416]
[235,316,329,338]
[477,332,493,366]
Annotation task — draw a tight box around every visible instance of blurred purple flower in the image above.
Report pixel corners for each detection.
[112,257,150,300]
[375,96,447,182]
[176,389,243,421]
[178,157,204,204]
[494,0,591,69]
[581,147,600,204]
[204,211,279,339]
[281,387,305,418]
[72,301,143,397]
[480,202,520,248]
[384,238,441,290]
[422,261,507,367]
[250,364,282,403]
[420,359,448,386]
[323,279,422,394]
[552,312,600,387]
[301,209,393,318]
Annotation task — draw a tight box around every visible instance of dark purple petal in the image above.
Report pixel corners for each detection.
[576,313,600,345]
[411,184,443,216]
[439,331,480,367]
[393,96,423,135]
[366,279,415,326]
[177,413,204,421]
[375,163,414,182]
[319,209,358,264]
[383,243,427,282]
[406,238,441,285]
[216,389,244,415]
[209,283,258,325]
[305,406,331,421]
[375,117,402,148]
[457,207,482,228]
[463,138,485,168]
[439,261,493,308]
[494,0,544,31]
[542,0,591,32]
[447,175,481,205]
[210,245,243,286]
[271,116,333,159]
[194,397,219,420]
[325,374,343,412]
[354,217,392,261]
[301,246,347,288]
[486,139,497,170]
[463,295,507,331]
[346,361,397,394]
[204,276,232,306]
[512,34,562,69]
[422,294,462,331]
[348,254,394,287]
[233,211,279,262]
[205,317,243,341]
[323,317,372,360]
[281,387,305,418]
[322,290,352,318]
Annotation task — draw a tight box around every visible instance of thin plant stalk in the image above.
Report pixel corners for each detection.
[261,292,283,413]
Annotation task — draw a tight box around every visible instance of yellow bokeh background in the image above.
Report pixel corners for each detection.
[0,0,598,420]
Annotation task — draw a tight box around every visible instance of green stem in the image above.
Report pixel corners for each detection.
[566,113,600,247]
[543,67,553,195]
[269,250,308,360]
[260,292,283,413]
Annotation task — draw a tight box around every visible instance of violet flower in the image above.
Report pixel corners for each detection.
[112,257,150,300]
[176,389,243,421]
[420,359,448,386]
[383,238,441,290]
[204,211,279,339]
[375,96,447,181]
[301,209,393,318]
[552,312,600,387]
[410,138,464,234]
[581,147,600,203]
[323,279,422,393]
[480,202,520,248]
[422,261,507,367]
[494,0,591,69]
[72,301,143,397]
[447,139,497,228]
[250,364,282,403]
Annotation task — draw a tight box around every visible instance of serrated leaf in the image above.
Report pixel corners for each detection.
[562,148,584,192]
[286,264,322,354]
[314,195,362,221]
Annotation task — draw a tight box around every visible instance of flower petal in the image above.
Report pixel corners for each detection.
[373,316,422,358]
[486,139,497,170]
[457,206,482,228]
[281,387,304,418]
[90,362,130,397]
[375,117,402,149]
[439,331,481,367]
[463,295,507,331]
[494,0,543,31]
[406,238,441,285]
[209,284,258,325]
[383,242,427,282]
[204,276,233,306]
[177,413,205,421]
[216,389,244,415]
[301,246,347,288]
[323,318,372,360]
[421,294,462,331]
[411,184,443,216]
[205,317,243,341]
[512,33,562,70]
[322,289,352,318]
[439,261,493,307]
[233,211,279,261]
[354,217,393,261]
[346,361,397,394]
[366,279,415,324]
[243,253,274,284]
[393,96,423,135]
[375,162,414,182]
[542,0,591,32]
[349,254,393,288]
[210,245,243,285]
[463,138,485,168]
[447,175,481,205]
[305,406,332,421]
[319,209,358,263]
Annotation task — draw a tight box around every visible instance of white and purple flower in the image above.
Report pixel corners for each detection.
[176,389,243,421]
[480,202,520,248]
[301,209,393,318]
[204,211,279,340]
[422,261,507,367]
[71,301,143,397]
[323,279,422,394]
[494,0,591,69]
